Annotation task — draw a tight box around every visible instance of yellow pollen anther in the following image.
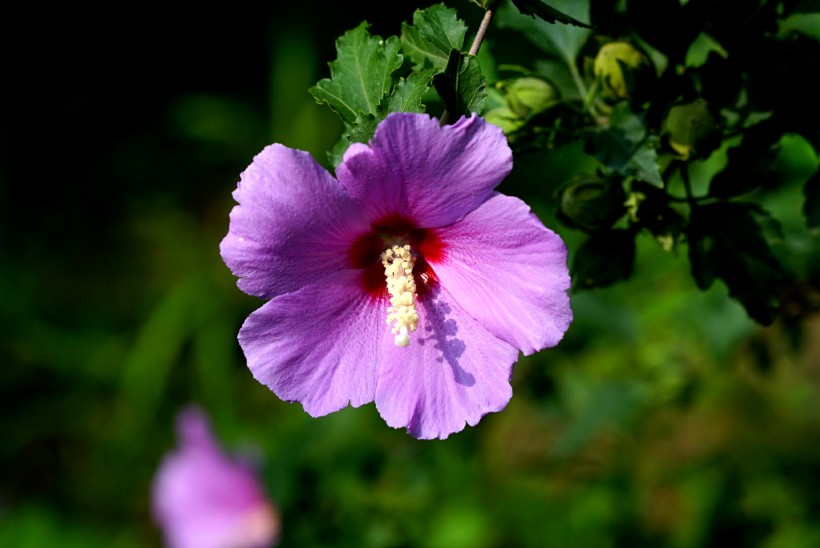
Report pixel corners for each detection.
[381,244,419,347]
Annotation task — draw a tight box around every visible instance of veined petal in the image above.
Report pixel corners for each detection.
[239,270,386,417]
[375,284,519,440]
[336,113,512,228]
[220,144,369,299]
[431,193,572,355]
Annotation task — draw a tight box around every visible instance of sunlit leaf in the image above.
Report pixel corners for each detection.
[347,113,381,145]
[309,23,403,125]
[401,4,467,70]
[326,70,436,167]
[387,69,436,112]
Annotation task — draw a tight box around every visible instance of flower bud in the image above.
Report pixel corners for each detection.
[557,174,626,232]
[484,105,526,134]
[497,76,558,117]
[663,98,719,160]
[593,41,654,101]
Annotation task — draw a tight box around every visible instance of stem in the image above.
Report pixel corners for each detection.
[440,1,499,126]
[680,162,696,208]
[568,60,597,117]
[468,3,497,56]
[582,78,599,113]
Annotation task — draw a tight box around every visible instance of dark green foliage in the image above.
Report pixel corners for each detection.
[586,102,663,187]
[708,121,781,198]
[493,0,820,324]
[688,203,785,324]
[662,98,720,161]
[626,0,703,63]
[511,0,594,28]
[557,174,626,232]
[432,50,488,119]
[628,181,686,250]
[497,0,592,64]
[804,170,820,228]
[571,229,636,289]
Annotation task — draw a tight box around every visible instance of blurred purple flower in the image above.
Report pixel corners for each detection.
[152,406,279,548]
[220,112,572,439]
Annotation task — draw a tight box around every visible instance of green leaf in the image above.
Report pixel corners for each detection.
[779,12,820,42]
[309,23,403,125]
[328,69,435,167]
[327,132,352,168]
[387,69,437,113]
[347,113,381,145]
[535,58,581,100]
[571,229,636,289]
[805,170,820,228]
[708,128,777,198]
[325,70,437,168]
[433,50,488,118]
[687,202,785,324]
[497,0,592,64]
[587,103,663,186]
[354,69,436,141]
[628,182,685,251]
[401,4,467,70]
[511,0,593,29]
[663,98,720,160]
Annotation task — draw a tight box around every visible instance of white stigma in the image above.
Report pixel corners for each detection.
[381,244,419,347]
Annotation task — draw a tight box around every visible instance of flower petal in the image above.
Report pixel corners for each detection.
[239,270,387,417]
[375,284,519,440]
[336,113,512,228]
[220,144,369,299]
[431,193,572,355]
[152,407,279,548]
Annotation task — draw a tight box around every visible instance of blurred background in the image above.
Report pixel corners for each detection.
[3,1,820,547]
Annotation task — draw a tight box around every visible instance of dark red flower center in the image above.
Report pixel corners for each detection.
[347,214,444,299]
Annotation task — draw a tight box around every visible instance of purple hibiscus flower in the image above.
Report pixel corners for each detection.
[220,112,572,439]
[152,406,280,548]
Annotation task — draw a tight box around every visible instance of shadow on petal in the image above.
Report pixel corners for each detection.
[417,284,474,387]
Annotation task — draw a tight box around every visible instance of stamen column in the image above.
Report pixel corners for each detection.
[381,244,419,347]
